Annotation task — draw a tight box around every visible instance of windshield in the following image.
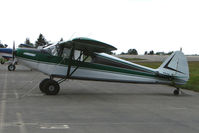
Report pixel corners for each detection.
[44,44,59,56]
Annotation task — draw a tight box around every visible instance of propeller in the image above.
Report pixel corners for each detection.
[12,41,16,60]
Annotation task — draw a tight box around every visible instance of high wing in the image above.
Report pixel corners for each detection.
[59,37,117,53]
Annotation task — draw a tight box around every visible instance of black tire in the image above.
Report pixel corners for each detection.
[8,64,16,71]
[173,89,180,95]
[1,60,4,64]
[39,78,50,93]
[43,79,60,95]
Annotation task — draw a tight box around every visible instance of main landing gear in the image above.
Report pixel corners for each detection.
[8,64,16,71]
[39,78,60,95]
[8,60,17,71]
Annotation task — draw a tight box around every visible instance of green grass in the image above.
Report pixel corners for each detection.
[0,58,5,63]
[136,62,161,68]
[136,62,199,92]
[179,62,199,92]
[0,58,8,64]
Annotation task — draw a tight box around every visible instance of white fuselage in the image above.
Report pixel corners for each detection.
[17,57,172,85]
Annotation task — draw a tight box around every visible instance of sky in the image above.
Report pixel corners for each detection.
[0,0,199,55]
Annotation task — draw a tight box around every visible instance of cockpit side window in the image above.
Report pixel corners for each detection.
[51,46,58,56]
[60,47,84,61]
[62,48,71,59]
[44,44,60,56]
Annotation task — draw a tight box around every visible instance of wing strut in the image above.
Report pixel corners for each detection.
[57,48,89,84]
[66,44,75,78]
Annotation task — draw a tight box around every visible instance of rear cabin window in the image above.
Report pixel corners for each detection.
[92,55,138,71]
[74,50,82,60]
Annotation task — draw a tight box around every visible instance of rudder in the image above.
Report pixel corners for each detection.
[158,51,189,85]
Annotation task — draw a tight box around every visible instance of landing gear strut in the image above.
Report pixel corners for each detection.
[39,78,60,95]
[173,88,180,95]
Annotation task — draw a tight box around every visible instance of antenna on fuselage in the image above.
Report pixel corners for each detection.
[68,32,77,40]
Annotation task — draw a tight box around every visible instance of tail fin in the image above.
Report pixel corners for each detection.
[158,51,189,85]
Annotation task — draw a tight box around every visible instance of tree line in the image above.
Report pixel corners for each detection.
[0,41,8,48]
[23,33,63,48]
[120,49,173,55]
[0,33,63,48]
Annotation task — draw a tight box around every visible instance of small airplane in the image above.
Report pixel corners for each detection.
[0,43,36,71]
[12,37,189,95]
[0,48,13,64]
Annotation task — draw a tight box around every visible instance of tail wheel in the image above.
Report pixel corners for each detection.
[39,78,50,93]
[43,79,60,95]
[173,88,180,95]
[8,64,16,71]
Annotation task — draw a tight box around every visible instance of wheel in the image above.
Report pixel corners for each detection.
[39,78,50,93]
[1,60,4,64]
[8,64,16,71]
[173,89,180,95]
[43,79,60,95]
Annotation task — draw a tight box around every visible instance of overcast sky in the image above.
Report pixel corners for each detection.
[0,0,198,55]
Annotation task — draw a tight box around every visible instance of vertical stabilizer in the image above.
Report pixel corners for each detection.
[158,51,189,85]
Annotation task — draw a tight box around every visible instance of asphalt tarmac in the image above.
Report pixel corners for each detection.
[0,64,199,133]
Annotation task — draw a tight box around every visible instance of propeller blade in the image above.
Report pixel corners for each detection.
[13,41,15,50]
[12,41,15,60]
